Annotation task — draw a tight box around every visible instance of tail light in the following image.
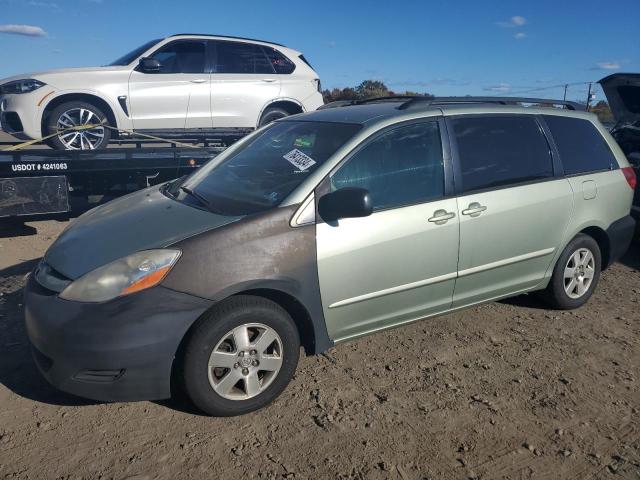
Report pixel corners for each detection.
[622,166,637,190]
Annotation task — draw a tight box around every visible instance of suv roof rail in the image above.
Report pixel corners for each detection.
[398,96,585,111]
[168,33,285,47]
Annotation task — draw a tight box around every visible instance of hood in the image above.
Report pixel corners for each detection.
[599,73,640,123]
[44,185,241,280]
[0,66,130,86]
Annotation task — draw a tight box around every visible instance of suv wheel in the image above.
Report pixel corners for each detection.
[182,296,300,416]
[46,101,111,150]
[542,234,602,309]
[258,107,290,127]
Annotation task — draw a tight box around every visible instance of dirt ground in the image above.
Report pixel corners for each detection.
[0,219,639,480]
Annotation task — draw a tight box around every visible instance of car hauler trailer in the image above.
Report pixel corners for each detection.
[0,140,224,220]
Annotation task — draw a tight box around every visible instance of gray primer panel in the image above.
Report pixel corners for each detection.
[163,205,332,354]
[45,184,240,279]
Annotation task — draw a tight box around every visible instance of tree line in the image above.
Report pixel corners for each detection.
[322,80,614,124]
[322,80,433,103]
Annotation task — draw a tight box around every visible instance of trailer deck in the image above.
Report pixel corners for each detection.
[0,143,225,219]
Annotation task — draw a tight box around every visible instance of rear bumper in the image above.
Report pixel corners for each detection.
[24,275,213,402]
[606,214,636,267]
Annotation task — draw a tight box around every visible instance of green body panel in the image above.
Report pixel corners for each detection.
[316,198,459,342]
[451,179,574,307]
[289,105,634,344]
[566,170,634,235]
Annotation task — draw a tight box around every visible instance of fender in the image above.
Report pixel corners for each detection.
[256,97,305,127]
[539,216,615,289]
[163,204,333,354]
[41,89,131,134]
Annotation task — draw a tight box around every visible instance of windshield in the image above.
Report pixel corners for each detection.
[108,39,162,66]
[183,121,362,216]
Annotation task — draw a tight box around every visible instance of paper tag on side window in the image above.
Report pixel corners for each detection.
[283,149,316,172]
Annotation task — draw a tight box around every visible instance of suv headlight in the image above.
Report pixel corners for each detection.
[59,249,181,303]
[0,79,46,95]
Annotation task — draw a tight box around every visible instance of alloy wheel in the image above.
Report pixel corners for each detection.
[207,323,283,400]
[55,108,105,150]
[563,248,595,299]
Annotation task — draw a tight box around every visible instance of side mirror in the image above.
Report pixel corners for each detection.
[138,57,161,73]
[318,188,373,222]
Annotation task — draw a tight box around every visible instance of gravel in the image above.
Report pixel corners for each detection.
[0,219,639,479]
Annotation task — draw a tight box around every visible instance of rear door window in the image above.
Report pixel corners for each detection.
[213,41,274,74]
[331,122,445,210]
[543,115,617,175]
[149,40,206,74]
[451,116,554,193]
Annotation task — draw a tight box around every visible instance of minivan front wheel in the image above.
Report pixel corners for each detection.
[46,101,111,150]
[542,234,601,309]
[182,296,300,416]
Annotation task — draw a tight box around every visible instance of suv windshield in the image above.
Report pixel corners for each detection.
[108,39,162,66]
[181,121,362,215]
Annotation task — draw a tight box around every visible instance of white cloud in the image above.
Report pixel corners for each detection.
[514,32,526,40]
[595,61,620,70]
[0,24,47,37]
[483,83,511,93]
[391,78,471,87]
[497,16,527,28]
[28,0,58,7]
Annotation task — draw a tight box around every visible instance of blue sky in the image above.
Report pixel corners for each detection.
[0,0,638,102]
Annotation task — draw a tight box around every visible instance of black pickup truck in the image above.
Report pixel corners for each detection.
[0,143,223,220]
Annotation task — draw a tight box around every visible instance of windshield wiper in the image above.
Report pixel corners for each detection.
[180,186,221,214]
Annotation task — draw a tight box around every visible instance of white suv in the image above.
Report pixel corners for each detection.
[0,34,324,150]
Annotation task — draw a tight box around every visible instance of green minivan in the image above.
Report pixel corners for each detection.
[25,97,636,416]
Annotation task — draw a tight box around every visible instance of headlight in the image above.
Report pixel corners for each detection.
[0,79,46,95]
[59,249,181,303]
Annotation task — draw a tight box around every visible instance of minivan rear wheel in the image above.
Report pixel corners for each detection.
[182,296,300,416]
[542,234,601,309]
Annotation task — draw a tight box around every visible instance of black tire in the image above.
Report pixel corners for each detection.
[541,234,602,310]
[182,296,300,416]
[45,101,111,150]
[258,107,290,127]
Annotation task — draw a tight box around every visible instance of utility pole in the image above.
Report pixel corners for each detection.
[563,84,568,102]
[586,82,592,111]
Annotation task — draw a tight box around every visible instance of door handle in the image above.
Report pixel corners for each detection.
[190,79,207,83]
[428,209,456,225]
[262,78,276,83]
[461,202,487,217]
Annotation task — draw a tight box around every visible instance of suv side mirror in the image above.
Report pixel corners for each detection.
[318,188,373,222]
[138,57,161,73]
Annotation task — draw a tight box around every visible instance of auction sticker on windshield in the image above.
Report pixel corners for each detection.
[283,149,316,172]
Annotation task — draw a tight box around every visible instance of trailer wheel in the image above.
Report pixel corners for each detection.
[46,101,111,150]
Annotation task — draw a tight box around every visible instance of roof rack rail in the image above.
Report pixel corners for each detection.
[398,96,585,111]
[168,33,285,47]
[318,95,430,110]
[355,95,420,105]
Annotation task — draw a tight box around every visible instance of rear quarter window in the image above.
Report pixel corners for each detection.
[264,48,296,74]
[543,115,617,175]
